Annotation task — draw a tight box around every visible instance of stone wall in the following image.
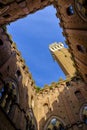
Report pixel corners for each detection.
[36,78,87,130]
[0,27,37,130]
[54,0,87,83]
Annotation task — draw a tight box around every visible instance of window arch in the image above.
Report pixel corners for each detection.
[44,116,65,130]
[16,70,21,77]
[75,0,87,21]
[74,90,83,101]
[66,81,71,87]
[26,110,36,130]
[80,104,87,125]
[67,5,74,15]
[0,80,18,114]
[77,45,87,53]
[15,69,22,81]
[44,103,49,114]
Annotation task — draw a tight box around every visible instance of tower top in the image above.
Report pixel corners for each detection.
[49,42,64,52]
[49,42,76,77]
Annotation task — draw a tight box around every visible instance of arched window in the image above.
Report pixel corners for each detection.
[75,0,87,21]
[67,5,74,15]
[26,111,36,130]
[77,45,86,53]
[75,90,84,101]
[66,81,71,87]
[45,117,65,130]
[0,81,18,114]
[80,105,87,125]
[16,70,21,77]
[0,39,3,46]
[15,69,22,80]
[3,14,10,18]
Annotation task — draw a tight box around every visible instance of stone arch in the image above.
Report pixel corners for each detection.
[74,90,84,101]
[44,116,66,130]
[75,0,87,21]
[26,109,37,130]
[15,69,22,81]
[0,78,19,114]
[80,104,87,124]
[76,44,87,53]
[43,103,49,113]
[67,5,74,16]
[43,103,49,119]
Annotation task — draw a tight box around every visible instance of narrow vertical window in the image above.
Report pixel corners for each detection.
[67,5,74,15]
[0,39,3,46]
[75,90,83,101]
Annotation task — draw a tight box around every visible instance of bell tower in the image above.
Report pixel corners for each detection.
[49,42,76,77]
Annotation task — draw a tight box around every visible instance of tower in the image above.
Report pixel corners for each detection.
[49,42,76,77]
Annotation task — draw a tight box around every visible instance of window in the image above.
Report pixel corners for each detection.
[75,90,83,101]
[16,70,21,77]
[0,81,17,114]
[66,81,71,87]
[3,14,10,18]
[46,117,65,130]
[75,0,87,21]
[77,45,87,53]
[23,65,26,70]
[15,69,22,81]
[0,39,3,46]
[67,5,74,15]
[80,105,87,125]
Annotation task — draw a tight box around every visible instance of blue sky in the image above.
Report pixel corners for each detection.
[7,6,66,87]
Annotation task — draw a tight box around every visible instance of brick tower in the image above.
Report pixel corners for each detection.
[49,42,76,77]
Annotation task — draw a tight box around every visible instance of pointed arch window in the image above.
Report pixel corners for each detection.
[77,45,87,53]
[75,0,87,21]
[80,104,87,125]
[74,90,84,101]
[0,81,18,114]
[67,5,74,15]
[45,117,65,130]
